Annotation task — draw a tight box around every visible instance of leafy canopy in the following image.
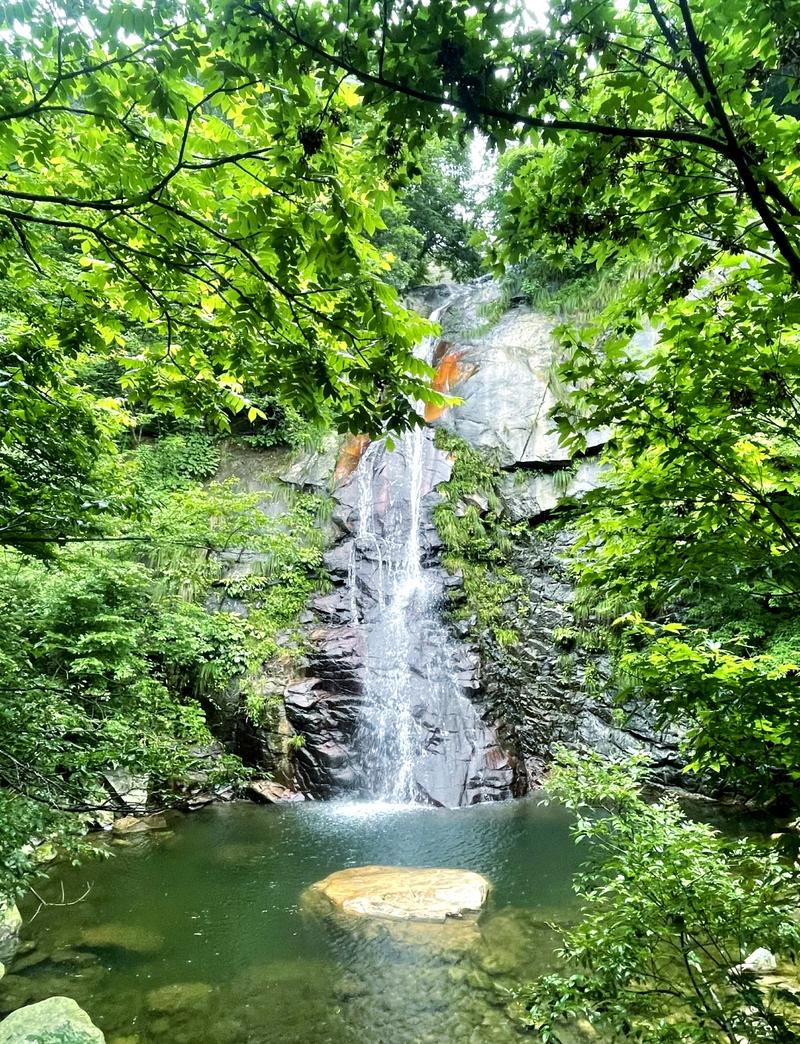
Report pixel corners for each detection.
[0,0,443,444]
[374,137,483,290]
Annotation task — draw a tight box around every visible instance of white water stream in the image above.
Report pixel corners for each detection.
[344,304,509,805]
[350,425,429,802]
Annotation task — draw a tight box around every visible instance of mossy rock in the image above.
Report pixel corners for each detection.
[0,996,105,1042]
[0,904,22,961]
[78,923,162,954]
[145,982,213,1014]
[0,904,21,943]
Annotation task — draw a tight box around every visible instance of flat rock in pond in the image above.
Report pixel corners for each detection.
[308,866,489,923]
[0,996,105,1042]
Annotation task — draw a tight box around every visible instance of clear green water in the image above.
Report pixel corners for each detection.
[2,798,584,1043]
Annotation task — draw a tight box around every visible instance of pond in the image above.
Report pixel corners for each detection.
[2,797,585,1043]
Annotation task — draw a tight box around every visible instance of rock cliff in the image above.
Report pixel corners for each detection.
[215,280,684,798]
[427,282,683,789]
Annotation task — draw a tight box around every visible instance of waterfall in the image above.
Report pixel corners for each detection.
[286,292,514,806]
[350,425,432,803]
[342,308,513,806]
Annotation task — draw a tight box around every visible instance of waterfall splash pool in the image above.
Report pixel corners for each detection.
[3,798,583,1043]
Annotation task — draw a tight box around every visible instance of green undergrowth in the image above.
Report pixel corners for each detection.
[524,751,800,1043]
[433,429,526,645]
[563,505,800,804]
[131,398,326,479]
[132,447,332,729]
[228,395,330,451]
[0,432,330,895]
[136,431,222,486]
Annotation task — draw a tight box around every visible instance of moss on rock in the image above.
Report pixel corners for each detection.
[0,997,105,1043]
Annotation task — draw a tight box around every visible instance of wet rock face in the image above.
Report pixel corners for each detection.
[435,299,608,467]
[285,428,516,805]
[479,527,685,789]
[497,459,606,524]
[285,626,365,797]
[422,284,685,787]
[201,440,342,781]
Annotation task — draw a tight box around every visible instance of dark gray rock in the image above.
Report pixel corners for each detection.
[286,426,517,805]
[478,526,685,788]
[406,287,685,786]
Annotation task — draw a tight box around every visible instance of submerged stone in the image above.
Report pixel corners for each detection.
[0,996,105,1043]
[146,982,213,1014]
[308,866,489,923]
[111,814,167,834]
[78,924,162,954]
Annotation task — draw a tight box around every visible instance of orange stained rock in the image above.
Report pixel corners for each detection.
[334,434,371,482]
[431,338,454,367]
[424,346,475,423]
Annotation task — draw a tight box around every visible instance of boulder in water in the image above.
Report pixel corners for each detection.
[111,814,167,834]
[0,996,105,1042]
[308,866,489,923]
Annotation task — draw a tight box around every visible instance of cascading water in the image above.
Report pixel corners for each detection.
[349,427,433,802]
[341,305,513,806]
[285,292,514,806]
